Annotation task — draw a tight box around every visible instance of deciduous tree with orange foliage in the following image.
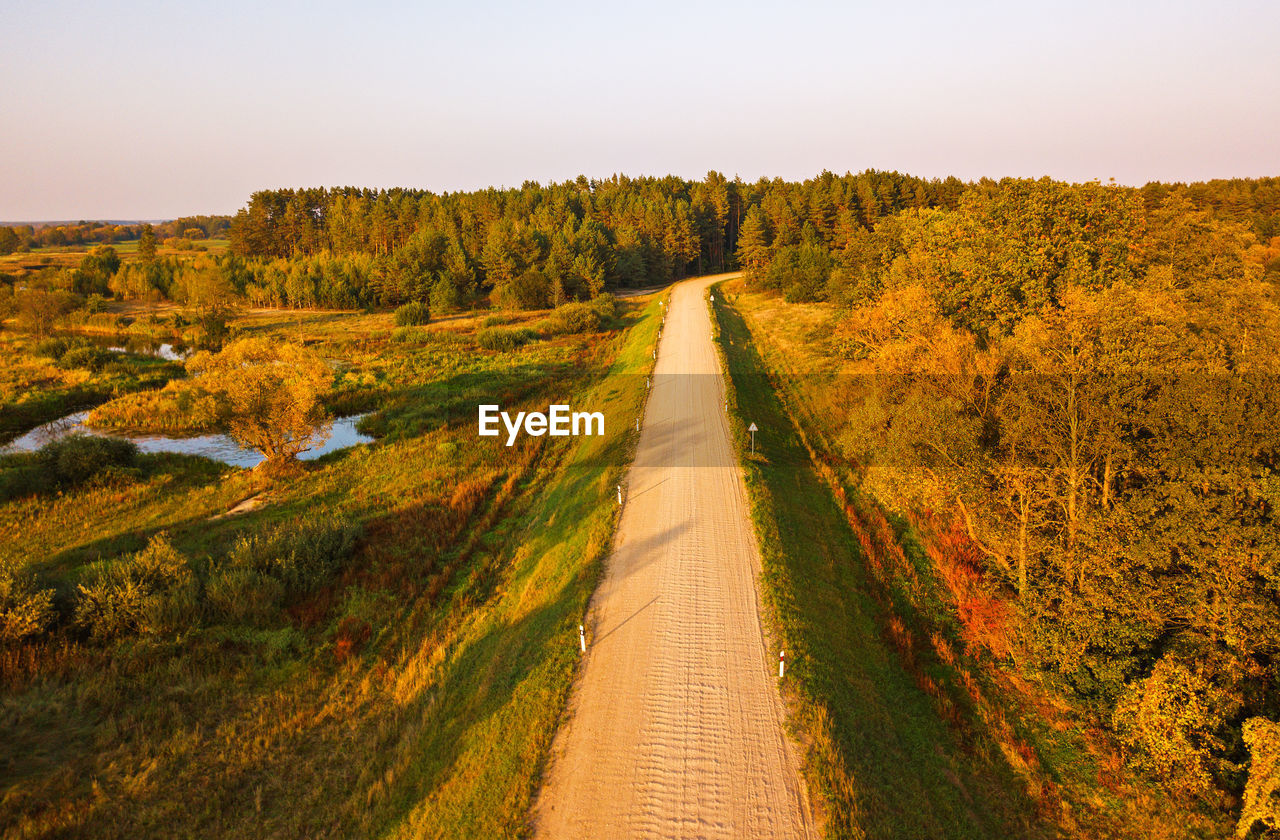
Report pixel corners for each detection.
[186,337,333,471]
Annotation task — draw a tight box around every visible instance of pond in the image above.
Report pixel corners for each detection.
[1,411,374,469]
[52,331,193,361]
[107,341,190,362]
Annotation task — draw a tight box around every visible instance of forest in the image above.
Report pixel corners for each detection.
[7,172,1276,319]
[3,172,970,315]
[725,173,1280,835]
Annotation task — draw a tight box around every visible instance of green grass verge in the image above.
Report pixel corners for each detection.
[370,296,661,839]
[710,285,1042,840]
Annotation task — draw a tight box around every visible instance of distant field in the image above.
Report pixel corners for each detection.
[0,238,230,275]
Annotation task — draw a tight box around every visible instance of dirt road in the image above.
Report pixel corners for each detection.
[533,274,811,839]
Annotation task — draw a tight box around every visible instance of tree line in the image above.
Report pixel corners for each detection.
[0,216,231,256]
[223,171,961,309]
[741,174,1280,824]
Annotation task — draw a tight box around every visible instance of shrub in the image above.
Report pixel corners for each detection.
[477,326,537,352]
[273,519,360,594]
[223,517,360,601]
[588,293,619,320]
[58,344,111,372]
[539,295,620,334]
[494,268,551,310]
[542,301,605,336]
[0,569,56,644]
[39,434,138,487]
[482,312,518,328]
[33,336,113,370]
[394,301,431,326]
[75,534,195,640]
[205,567,285,624]
[35,336,72,359]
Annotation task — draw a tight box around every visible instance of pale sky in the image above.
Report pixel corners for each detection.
[1,0,1277,220]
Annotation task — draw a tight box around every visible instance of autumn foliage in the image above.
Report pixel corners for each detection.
[740,175,1280,822]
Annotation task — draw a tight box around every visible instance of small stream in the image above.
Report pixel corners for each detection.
[2,411,374,469]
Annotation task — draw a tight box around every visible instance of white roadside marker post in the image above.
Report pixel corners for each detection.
[748,422,758,455]
[580,624,586,653]
[635,417,640,432]
[616,485,622,505]
[779,650,786,678]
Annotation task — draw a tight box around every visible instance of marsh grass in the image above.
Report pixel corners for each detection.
[0,332,181,445]
[0,292,663,838]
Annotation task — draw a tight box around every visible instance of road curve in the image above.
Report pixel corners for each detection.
[532,274,812,840]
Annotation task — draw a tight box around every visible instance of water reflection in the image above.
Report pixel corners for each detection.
[2,411,374,469]
[106,342,190,361]
[53,331,192,361]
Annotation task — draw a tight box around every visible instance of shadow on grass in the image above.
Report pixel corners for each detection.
[715,294,1045,840]
[29,452,231,582]
[362,360,578,443]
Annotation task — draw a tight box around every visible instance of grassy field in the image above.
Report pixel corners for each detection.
[0,239,229,276]
[710,281,1229,839]
[0,293,661,838]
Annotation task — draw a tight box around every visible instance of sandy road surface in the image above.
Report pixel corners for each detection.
[533,274,811,839]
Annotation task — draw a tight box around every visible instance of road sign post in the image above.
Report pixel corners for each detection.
[748,422,758,454]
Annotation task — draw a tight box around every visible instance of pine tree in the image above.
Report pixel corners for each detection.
[735,206,771,281]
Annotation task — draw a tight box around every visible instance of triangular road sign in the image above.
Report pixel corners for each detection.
[748,422,758,432]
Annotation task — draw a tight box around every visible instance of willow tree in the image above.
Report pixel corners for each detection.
[187,338,333,471]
